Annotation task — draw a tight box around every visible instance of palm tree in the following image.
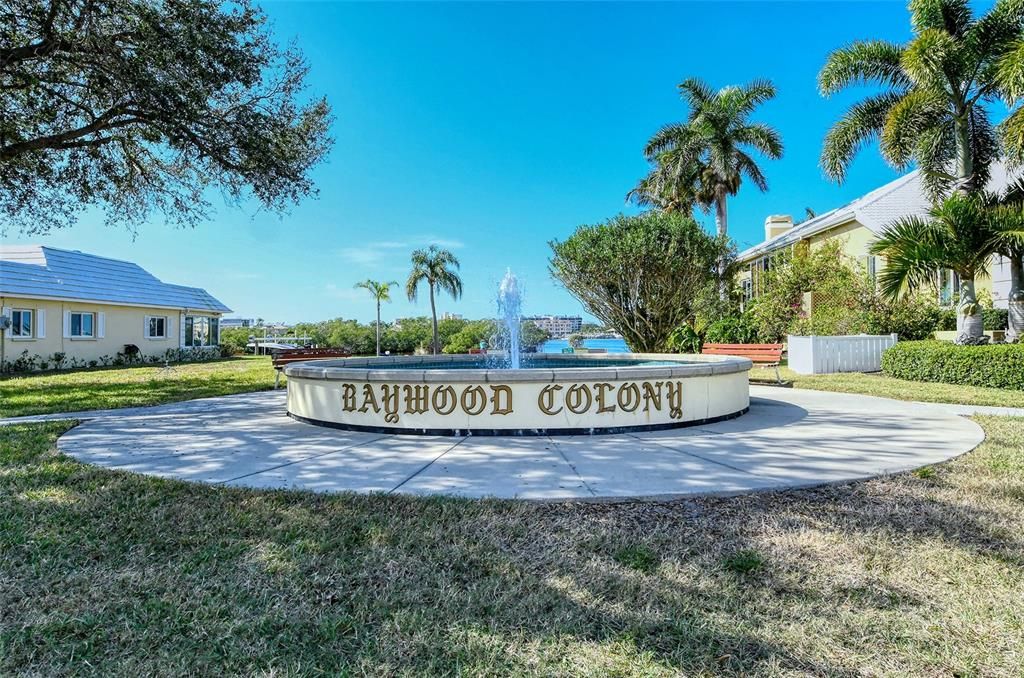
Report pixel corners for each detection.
[819,0,1022,197]
[406,245,463,354]
[354,279,398,356]
[640,77,783,295]
[995,177,1024,340]
[627,150,710,214]
[870,193,1006,342]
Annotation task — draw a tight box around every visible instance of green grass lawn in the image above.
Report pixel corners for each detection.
[1,417,1021,675]
[0,356,279,418]
[750,365,1024,408]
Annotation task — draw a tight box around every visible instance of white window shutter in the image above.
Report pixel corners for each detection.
[143,316,150,339]
[63,311,71,338]
[166,316,173,340]
[179,313,187,347]
[1,307,10,339]
[36,309,46,339]
[97,312,106,338]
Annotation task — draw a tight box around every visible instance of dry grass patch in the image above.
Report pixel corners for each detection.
[1,417,1022,675]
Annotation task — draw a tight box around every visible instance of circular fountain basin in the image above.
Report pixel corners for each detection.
[284,353,751,436]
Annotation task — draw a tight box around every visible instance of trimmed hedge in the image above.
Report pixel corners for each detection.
[936,307,1009,331]
[881,340,1024,391]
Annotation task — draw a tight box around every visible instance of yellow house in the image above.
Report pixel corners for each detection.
[0,245,230,369]
[735,167,1015,309]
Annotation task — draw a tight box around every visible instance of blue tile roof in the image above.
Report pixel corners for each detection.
[0,245,231,313]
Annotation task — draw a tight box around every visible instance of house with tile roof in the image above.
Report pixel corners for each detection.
[0,245,231,367]
[736,165,1016,310]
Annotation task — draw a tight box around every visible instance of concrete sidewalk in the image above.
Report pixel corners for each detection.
[46,386,987,500]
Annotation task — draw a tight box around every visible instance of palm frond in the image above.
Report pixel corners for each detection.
[820,92,904,181]
[909,0,972,37]
[735,150,769,192]
[870,215,947,298]
[880,88,943,169]
[818,40,908,95]
[677,77,714,113]
[901,28,961,89]
[734,122,783,159]
[997,38,1024,100]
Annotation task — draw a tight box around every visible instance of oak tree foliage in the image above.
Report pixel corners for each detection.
[0,0,333,235]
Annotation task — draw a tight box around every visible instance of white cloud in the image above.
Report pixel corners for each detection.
[336,236,466,266]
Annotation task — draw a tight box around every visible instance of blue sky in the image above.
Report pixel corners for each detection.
[5,1,936,323]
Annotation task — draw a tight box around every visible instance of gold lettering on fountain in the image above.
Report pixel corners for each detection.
[336,379,688,423]
[642,381,663,412]
[431,385,458,415]
[403,385,430,415]
[565,383,593,414]
[538,384,564,415]
[341,384,357,411]
[359,384,380,413]
[460,385,488,415]
[665,381,683,419]
[489,385,513,415]
[594,382,616,413]
[381,384,400,423]
[616,382,641,412]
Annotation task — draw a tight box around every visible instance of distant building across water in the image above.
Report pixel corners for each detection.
[525,315,582,338]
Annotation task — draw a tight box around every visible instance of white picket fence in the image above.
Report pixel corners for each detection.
[787,334,898,375]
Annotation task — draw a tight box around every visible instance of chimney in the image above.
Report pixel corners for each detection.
[764,215,793,241]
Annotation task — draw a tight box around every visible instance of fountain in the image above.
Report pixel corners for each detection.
[285,270,751,435]
[496,268,522,369]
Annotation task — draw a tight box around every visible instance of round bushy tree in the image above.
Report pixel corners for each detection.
[549,212,731,352]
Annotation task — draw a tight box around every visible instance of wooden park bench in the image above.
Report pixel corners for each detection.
[271,348,351,388]
[701,343,785,384]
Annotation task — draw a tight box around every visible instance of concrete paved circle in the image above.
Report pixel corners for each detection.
[54,386,985,500]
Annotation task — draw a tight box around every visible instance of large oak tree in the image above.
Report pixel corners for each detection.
[1,0,332,235]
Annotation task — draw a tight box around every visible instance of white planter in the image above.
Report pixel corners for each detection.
[787,334,898,375]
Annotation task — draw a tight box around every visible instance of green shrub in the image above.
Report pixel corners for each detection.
[666,324,701,353]
[865,294,943,340]
[704,314,760,344]
[936,308,957,331]
[881,340,1024,390]
[983,308,1008,331]
[934,305,1007,332]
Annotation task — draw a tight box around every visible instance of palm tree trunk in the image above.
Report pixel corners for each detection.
[714,188,728,300]
[375,300,381,356]
[1008,254,1024,342]
[954,114,973,190]
[429,283,439,355]
[955,277,984,344]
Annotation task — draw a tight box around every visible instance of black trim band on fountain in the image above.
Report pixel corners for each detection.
[286,407,749,437]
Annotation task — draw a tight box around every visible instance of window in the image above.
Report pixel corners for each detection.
[146,316,167,339]
[938,270,960,307]
[185,316,219,347]
[70,312,95,338]
[11,309,33,338]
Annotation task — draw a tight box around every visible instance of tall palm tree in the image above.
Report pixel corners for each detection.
[354,279,398,356]
[406,245,463,355]
[819,0,1022,197]
[641,77,783,295]
[870,193,1006,342]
